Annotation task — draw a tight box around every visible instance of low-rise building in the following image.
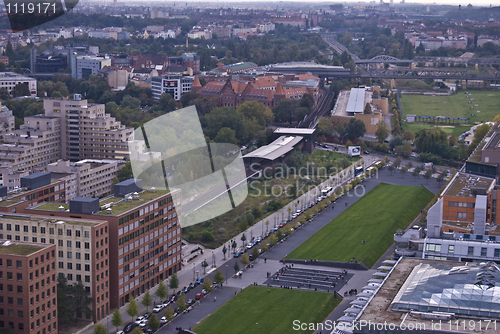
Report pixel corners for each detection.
[151,74,195,100]
[0,72,37,97]
[0,240,57,334]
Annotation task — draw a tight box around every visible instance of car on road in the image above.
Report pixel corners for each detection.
[189,282,196,289]
[273,225,279,231]
[322,144,329,149]
[153,305,163,313]
[195,293,203,300]
[201,289,208,296]
[195,277,204,284]
[117,331,124,334]
[139,320,148,328]
[123,323,136,333]
[187,299,195,306]
[170,294,178,302]
[234,251,242,258]
[162,300,171,308]
[246,243,253,249]
[176,290,184,296]
[292,213,297,219]
[143,312,152,319]
[134,316,145,325]
[182,286,190,293]
[160,316,168,324]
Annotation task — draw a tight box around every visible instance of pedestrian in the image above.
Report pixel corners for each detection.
[264,258,267,263]
[214,296,216,302]
[235,290,237,295]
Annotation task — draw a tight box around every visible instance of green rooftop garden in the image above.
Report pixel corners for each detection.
[0,243,45,255]
[0,199,21,207]
[97,189,170,216]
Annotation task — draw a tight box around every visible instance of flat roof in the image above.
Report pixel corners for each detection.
[346,88,367,113]
[0,213,104,226]
[442,172,496,197]
[273,128,315,135]
[243,136,303,161]
[484,131,500,151]
[0,240,47,256]
[96,189,171,216]
[358,258,500,334]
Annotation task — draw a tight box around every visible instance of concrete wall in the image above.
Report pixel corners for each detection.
[354,113,382,134]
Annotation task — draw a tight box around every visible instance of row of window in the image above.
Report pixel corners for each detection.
[449,201,475,208]
[426,243,500,257]
[0,224,90,238]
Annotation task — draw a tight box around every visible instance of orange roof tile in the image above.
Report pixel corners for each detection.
[192,76,201,87]
[275,83,285,95]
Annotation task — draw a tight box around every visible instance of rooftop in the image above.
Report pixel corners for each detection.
[484,131,500,151]
[243,136,303,161]
[274,128,315,135]
[96,189,170,216]
[0,240,46,256]
[358,258,500,334]
[0,213,103,227]
[346,88,368,114]
[442,172,496,197]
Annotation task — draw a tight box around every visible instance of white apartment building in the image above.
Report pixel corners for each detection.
[43,95,133,161]
[0,72,37,97]
[47,159,121,201]
[151,74,194,100]
[0,103,15,139]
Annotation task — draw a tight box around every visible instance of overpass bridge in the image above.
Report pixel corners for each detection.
[355,55,500,65]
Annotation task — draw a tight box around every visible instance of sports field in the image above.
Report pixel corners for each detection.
[193,286,341,334]
[403,123,472,137]
[285,183,434,268]
[400,91,500,123]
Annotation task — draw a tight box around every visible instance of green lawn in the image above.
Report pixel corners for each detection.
[401,91,500,123]
[193,286,341,334]
[403,123,472,137]
[286,183,434,268]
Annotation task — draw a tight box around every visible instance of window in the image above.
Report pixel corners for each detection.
[16,273,22,281]
[32,226,37,233]
[16,261,21,269]
[67,230,72,237]
[14,225,19,232]
[84,242,90,249]
[495,249,500,257]
[58,240,63,247]
[468,246,474,255]
[76,264,81,270]
[457,212,467,219]
[76,241,81,248]
[481,247,487,256]
[84,231,89,238]
[67,241,72,248]
[85,265,90,271]
[85,276,90,283]
[85,254,90,261]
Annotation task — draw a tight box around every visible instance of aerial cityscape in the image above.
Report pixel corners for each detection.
[0,1,500,334]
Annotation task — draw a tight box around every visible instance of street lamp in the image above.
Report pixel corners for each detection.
[225,265,228,284]
[193,263,196,281]
[212,251,216,268]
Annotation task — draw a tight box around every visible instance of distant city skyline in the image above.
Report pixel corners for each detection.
[103,0,497,7]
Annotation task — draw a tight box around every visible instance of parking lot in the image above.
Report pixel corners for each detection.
[264,266,353,292]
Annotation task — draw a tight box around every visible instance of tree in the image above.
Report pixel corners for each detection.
[237,100,273,127]
[169,273,179,294]
[400,165,408,178]
[424,169,433,181]
[155,281,168,302]
[141,290,153,312]
[260,242,268,252]
[240,254,250,267]
[0,87,9,100]
[345,118,366,140]
[364,103,372,114]
[276,229,284,240]
[375,122,390,143]
[57,274,73,329]
[449,134,458,147]
[222,245,227,260]
[300,93,314,111]
[202,277,214,292]
[233,262,240,274]
[158,93,176,112]
[241,233,246,246]
[176,295,187,312]
[94,323,107,334]
[251,246,259,260]
[211,269,223,286]
[148,314,161,332]
[126,298,139,320]
[403,142,412,158]
[13,83,30,98]
[111,308,123,333]
[414,128,447,153]
[131,328,143,334]
[214,127,238,145]
[317,117,334,137]
[388,164,395,175]
[403,130,415,141]
[201,260,209,274]
[70,281,92,324]
[163,306,175,322]
[268,234,277,246]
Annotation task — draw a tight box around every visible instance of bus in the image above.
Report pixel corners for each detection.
[321,187,333,198]
[354,166,364,176]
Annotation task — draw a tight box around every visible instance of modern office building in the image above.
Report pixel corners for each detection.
[0,215,109,323]
[351,257,500,334]
[0,72,37,97]
[47,159,122,201]
[0,240,57,334]
[151,74,195,100]
[73,56,112,80]
[42,95,133,161]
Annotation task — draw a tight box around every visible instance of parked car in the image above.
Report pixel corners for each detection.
[187,299,195,306]
[160,316,168,324]
[162,300,171,308]
[201,289,208,296]
[189,282,196,289]
[195,293,203,300]
[176,290,183,296]
[117,331,125,334]
[170,294,178,302]
[143,312,152,320]
[123,323,136,333]
[153,305,163,313]
[195,277,204,284]
[134,316,145,325]
[234,251,242,258]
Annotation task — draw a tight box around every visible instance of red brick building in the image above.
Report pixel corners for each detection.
[0,241,57,334]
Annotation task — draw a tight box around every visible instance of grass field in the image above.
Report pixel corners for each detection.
[193,286,341,334]
[400,91,500,123]
[285,183,434,268]
[403,123,472,137]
